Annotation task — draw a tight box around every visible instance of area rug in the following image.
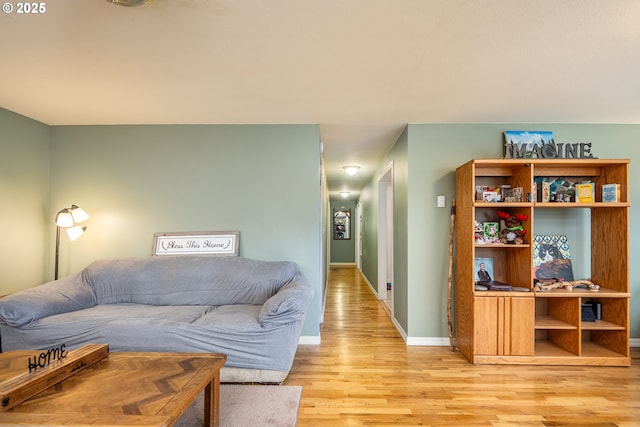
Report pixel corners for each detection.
[174,384,303,427]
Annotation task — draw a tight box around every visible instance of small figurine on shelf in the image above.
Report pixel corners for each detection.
[497,210,527,244]
[474,221,484,243]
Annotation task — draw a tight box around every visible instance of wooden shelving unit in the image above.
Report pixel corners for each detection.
[455,159,630,366]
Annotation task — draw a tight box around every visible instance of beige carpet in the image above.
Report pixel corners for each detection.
[174,384,303,427]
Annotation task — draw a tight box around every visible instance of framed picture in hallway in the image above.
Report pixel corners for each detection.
[333,209,351,240]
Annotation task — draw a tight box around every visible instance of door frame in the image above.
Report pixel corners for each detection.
[377,162,393,306]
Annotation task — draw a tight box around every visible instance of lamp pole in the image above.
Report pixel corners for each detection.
[55,225,61,280]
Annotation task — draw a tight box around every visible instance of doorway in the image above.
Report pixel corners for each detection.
[377,163,393,312]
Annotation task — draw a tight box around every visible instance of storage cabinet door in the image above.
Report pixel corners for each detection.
[474,296,534,356]
[474,297,499,355]
[505,296,535,356]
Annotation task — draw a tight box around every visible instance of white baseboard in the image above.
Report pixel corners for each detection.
[389,314,408,342]
[406,337,450,346]
[360,273,377,298]
[299,335,321,345]
[330,262,356,267]
[359,271,411,341]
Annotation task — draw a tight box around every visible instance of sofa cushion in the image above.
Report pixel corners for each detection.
[0,304,301,372]
[0,273,97,327]
[259,276,314,327]
[84,256,300,306]
[0,304,207,352]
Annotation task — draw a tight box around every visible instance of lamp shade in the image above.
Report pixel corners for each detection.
[55,210,74,227]
[70,205,89,223]
[66,225,86,241]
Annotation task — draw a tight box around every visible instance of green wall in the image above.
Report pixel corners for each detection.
[0,118,323,338]
[360,124,640,340]
[358,177,377,290]
[329,199,356,263]
[0,108,50,294]
[359,128,409,331]
[48,124,322,337]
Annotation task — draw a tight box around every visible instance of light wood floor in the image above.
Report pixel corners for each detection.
[284,266,640,426]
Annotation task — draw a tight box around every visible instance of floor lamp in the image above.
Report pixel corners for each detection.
[55,204,89,280]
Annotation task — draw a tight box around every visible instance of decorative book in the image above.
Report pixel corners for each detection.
[602,183,620,202]
[536,181,551,202]
[575,182,594,203]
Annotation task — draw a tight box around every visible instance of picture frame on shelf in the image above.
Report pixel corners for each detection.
[474,257,494,283]
[533,234,574,281]
[503,130,554,158]
[483,222,499,242]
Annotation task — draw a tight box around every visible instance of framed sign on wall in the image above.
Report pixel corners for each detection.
[152,231,240,256]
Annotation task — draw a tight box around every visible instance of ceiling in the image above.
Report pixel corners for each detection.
[1,1,639,200]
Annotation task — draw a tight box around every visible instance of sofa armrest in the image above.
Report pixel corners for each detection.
[258,274,314,327]
[0,272,97,327]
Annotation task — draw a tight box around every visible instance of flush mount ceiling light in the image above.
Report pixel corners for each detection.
[339,191,350,198]
[342,165,360,176]
[106,0,153,6]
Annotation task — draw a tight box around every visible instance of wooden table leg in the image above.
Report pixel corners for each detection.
[203,373,220,427]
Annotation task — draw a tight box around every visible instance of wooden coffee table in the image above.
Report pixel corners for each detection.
[0,348,227,427]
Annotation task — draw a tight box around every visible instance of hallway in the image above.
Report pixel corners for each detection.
[285,266,640,426]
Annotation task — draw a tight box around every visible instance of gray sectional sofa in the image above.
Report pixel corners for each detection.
[0,255,314,383]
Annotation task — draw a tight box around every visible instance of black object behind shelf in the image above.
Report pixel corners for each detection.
[581,303,596,322]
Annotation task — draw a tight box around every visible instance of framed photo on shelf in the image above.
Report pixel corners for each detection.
[483,222,499,242]
[474,257,494,283]
[503,130,554,158]
[533,235,574,281]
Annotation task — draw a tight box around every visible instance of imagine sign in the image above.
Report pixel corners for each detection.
[504,131,596,159]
